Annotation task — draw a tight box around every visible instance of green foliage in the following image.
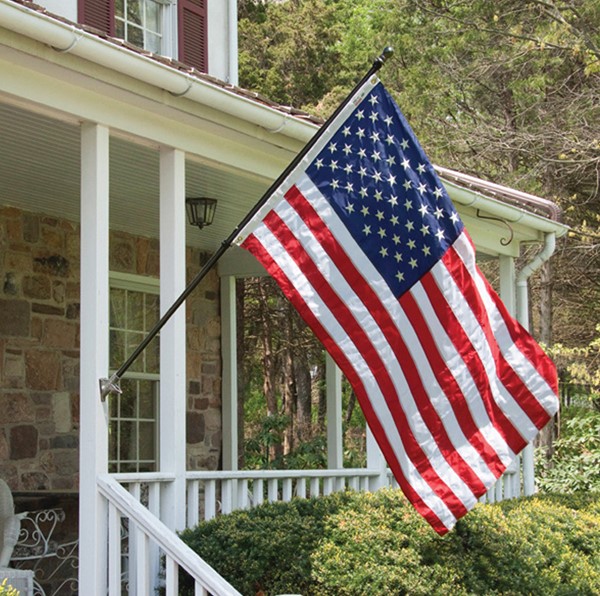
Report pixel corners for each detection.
[178,492,354,595]
[537,407,600,493]
[179,489,600,595]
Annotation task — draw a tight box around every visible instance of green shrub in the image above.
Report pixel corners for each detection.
[178,491,354,595]
[179,489,600,596]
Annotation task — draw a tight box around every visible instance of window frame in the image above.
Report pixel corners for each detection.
[108,271,161,474]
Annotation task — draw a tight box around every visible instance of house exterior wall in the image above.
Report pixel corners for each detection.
[0,204,222,493]
[32,0,237,83]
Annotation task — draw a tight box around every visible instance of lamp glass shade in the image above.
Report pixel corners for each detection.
[185,197,217,229]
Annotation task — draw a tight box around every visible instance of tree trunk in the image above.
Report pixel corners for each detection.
[257,279,281,461]
[294,349,312,443]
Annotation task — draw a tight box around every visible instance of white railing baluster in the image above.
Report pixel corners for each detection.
[188,479,200,527]
[136,527,150,596]
[360,476,369,491]
[268,478,278,503]
[323,477,333,495]
[195,580,209,596]
[222,479,233,514]
[108,502,121,596]
[348,476,359,491]
[282,478,293,502]
[165,555,178,596]
[310,477,320,497]
[296,478,306,499]
[204,480,216,520]
[254,479,264,506]
[239,479,250,509]
[148,481,161,594]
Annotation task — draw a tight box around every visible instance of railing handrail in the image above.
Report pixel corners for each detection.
[110,472,176,483]
[97,474,242,596]
[185,468,380,481]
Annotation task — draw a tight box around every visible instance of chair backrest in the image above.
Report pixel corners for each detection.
[0,479,20,568]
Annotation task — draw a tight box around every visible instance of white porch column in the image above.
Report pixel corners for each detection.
[501,253,538,496]
[221,275,238,471]
[325,353,343,469]
[366,427,388,490]
[513,253,536,497]
[499,255,516,317]
[159,147,187,531]
[79,122,110,595]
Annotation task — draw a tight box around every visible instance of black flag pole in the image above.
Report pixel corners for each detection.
[99,47,394,401]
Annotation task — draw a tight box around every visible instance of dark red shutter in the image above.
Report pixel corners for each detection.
[178,0,208,72]
[78,0,115,36]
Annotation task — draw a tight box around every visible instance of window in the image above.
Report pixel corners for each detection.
[108,273,160,473]
[115,0,163,54]
[78,0,208,72]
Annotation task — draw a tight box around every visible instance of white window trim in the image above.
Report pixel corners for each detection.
[114,0,178,58]
[109,271,161,473]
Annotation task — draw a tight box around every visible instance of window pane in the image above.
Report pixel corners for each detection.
[115,0,124,19]
[138,380,156,419]
[127,0,142,25]
[145,33,161,54]
[115,20,125,39]
[119,381,136,418]
[110,288,126,328]
[127,24,144,47]
[146,336,160,374]
[127,332,144,372]
[119,421,137,461]
[109,419,119,461]
[139,421,155,460]
[145,1,160,32]
[127,291,144,331]
[144,294,159,331]
[109,330,125,369]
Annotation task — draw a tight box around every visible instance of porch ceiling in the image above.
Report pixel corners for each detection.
[0,98,271,252]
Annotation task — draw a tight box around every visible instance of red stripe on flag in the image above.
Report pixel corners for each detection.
[261,206,476,515]
[419,271,528,454]
[484,276,558,396]
[241,232,452,534]
[400,290,507,480]
[283,186,489,495]
[444,244,552,430]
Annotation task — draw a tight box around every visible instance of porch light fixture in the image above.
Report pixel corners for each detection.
[185,197,217,229]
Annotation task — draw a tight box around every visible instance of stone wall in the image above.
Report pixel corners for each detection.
[0,205,222,492]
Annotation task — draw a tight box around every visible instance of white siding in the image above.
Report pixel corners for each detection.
[36,0,78,21]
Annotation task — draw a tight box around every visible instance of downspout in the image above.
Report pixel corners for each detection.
[515,231,556,496]
[516,232,556,331]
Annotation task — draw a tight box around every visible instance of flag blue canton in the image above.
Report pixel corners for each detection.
[306,82,464,298]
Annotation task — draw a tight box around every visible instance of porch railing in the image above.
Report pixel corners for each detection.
[97,474,241,596]
[106,460,527,593]
[184,468,380,526]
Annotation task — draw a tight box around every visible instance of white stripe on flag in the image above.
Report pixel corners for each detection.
[250,222,459,529]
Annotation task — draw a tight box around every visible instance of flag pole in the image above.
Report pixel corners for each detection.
[99,46,394,400]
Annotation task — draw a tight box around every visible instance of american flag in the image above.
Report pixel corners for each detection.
[234,77,559,534]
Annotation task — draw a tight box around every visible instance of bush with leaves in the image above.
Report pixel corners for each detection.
[179,488,600,595]
[536,406,600,493]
